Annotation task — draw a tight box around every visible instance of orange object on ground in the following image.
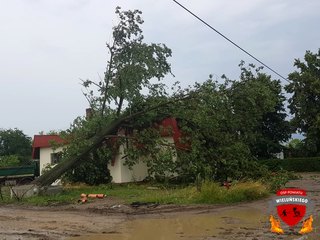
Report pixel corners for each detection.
[80,193,106,199]
[87,194,106,199]
[78,197,88,203]
[78,193,106,203]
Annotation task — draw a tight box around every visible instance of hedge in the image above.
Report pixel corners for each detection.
[260,157,320,172]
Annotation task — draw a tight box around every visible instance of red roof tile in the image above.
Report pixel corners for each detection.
[32,135,65,148]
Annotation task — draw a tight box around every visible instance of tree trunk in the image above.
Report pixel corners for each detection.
[32,117,124,187]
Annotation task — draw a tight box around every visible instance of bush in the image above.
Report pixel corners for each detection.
[63,160,112,185]
[62,148,113,185]
[193,181,269,204]
[260,157,320,172]
[261,169,296,192]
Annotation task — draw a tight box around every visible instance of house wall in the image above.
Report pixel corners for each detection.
[39,145,149,184]
[108,145,149,183]
[108,136,176,183]
[38,137,177,184]
[274,151,284,159]
[120,157,149,183]
[39,147,64,175]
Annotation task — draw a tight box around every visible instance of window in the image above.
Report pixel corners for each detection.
[51,152,62,165]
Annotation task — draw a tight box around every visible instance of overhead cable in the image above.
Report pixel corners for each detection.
[172,0,290,83]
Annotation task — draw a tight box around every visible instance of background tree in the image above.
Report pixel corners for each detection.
[163,63,290,182]
[0,128,32,166]
[285,49,320,156]
[285,139,305,158]
[226,62,291,159]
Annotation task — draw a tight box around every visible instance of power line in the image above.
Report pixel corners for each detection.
[172,0,290,83]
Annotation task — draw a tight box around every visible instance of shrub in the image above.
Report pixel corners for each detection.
[261,170,294,192]
[63,148,112,185]
[260,157,320,172]
[194,181,269,204]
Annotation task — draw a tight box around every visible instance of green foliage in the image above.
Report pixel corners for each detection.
[41,163,53,175]
[0,155,20,168]
[49,7,174,186]
[58,60,289,185]
[82,6,172,117]
[39,7,293,187]
[0,128,32,163]
[193,181,269,204]
[166,63,289,182]
[285,138,306,157]
[59,116,114,185]
[123,127,177,181]
[260,157,320,172]
[170,79,248,182]
[285,49,320,156]
[63,159,112,186]
[287,139,303,149]
[225,62,291,159]
[261,170,294,192]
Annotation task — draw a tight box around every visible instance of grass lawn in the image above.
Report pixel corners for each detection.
[0,181,269,206]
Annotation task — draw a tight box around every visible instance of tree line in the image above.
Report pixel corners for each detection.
[0,128,31,167]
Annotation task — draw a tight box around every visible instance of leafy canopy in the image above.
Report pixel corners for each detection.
[82,6,172,117]
[285,49,320,155]
[226,62,291,159]
[0,128,32,166]
[168,63,290,182]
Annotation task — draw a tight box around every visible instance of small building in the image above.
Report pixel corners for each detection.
[32,135,65,175]
[32,118,184,183]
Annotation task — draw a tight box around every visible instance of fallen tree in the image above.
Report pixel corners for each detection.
[33,7,175,186]
[32,7,290,187]
[32,95,190,187]
[32,116,122,186]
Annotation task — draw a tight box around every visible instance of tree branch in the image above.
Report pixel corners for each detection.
[101,42,116,116]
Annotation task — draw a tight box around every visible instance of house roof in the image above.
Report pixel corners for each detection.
[32,135,65,148]
[32,135,65,159]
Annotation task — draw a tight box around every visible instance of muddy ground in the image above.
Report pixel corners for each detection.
[0,173,320,240]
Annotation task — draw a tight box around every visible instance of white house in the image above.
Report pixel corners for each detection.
[32,135,65,175]
[32,118,183,183]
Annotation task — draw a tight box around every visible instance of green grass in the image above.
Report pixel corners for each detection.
[193,181,269,204]
[0,181,270,206]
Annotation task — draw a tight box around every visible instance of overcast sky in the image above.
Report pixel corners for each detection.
[1,0,319,137]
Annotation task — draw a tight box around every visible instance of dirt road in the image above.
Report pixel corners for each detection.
[0,173,319,240]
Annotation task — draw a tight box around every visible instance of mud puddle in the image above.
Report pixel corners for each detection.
[69,206,318,240]
[69,207,268,240]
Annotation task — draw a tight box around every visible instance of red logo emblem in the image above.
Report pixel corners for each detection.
[276,189,308,227]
